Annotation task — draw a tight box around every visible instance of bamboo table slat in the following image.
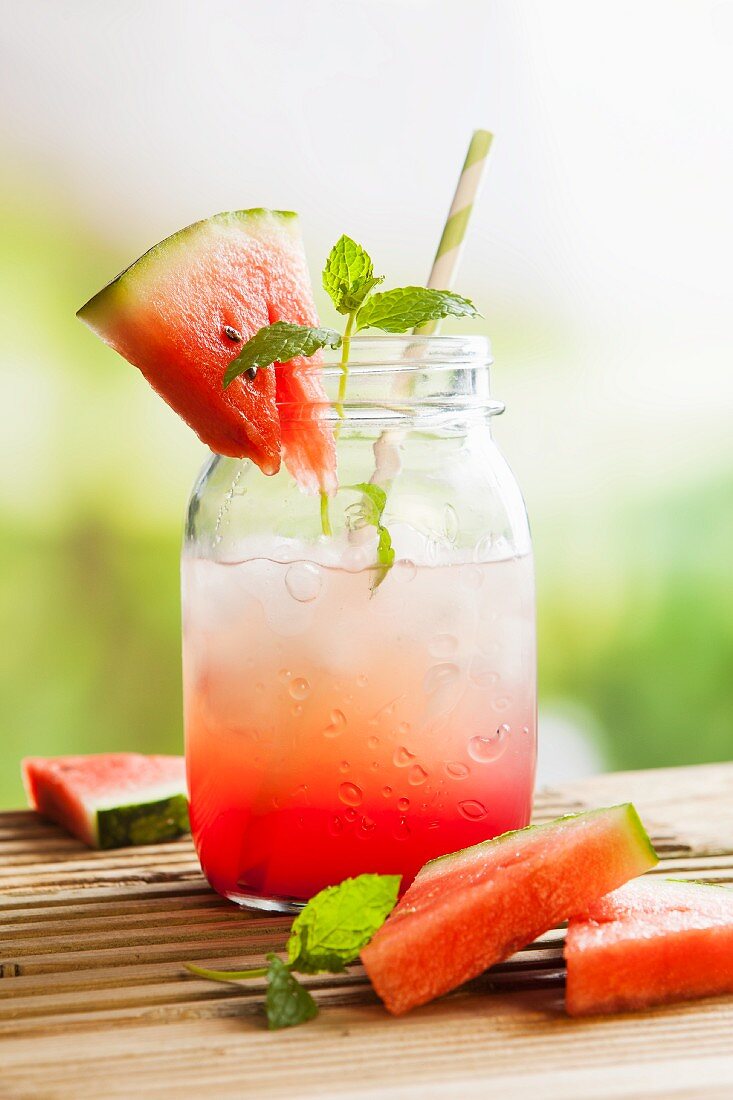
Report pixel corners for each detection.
[3,762,733,1099]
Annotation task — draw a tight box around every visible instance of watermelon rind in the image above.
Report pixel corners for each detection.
[96,793,189,849]
[77,209,299,323]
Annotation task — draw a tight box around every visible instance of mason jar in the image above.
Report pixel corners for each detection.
[182,335,536,911]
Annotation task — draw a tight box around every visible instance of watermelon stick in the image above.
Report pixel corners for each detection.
[370,130,493,489]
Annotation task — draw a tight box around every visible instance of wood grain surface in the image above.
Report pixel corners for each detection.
[2,762,733,1099]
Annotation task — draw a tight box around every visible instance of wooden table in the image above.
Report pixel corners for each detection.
[3,762,733,1099]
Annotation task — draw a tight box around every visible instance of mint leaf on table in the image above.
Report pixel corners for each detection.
[350,483,395,591]
[223,321,342,388]
[355,287,479,333]
[265,954,318,1031]
[287,873,401,974]
[322,235,385,316]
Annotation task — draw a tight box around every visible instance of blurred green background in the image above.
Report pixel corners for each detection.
[2,1,732,807]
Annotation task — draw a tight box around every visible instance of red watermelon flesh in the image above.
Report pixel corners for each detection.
[23,754,189,850]
[565,878,733,1015]
[361,804,657,1016]
[77,209,336,493]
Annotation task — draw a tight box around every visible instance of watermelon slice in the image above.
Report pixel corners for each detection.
[361,804,657,1016]
[565,877,733,1015]
[77,209,336,493]
[22,754,189,849]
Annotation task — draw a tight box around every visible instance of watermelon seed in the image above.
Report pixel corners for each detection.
[223,325,257,381]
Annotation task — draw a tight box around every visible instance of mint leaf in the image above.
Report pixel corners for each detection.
[350,483,395,591]
[322,235,384,316]
[265,954,318,1030]
[287,873,401,974]
[355,287,479,333]
[184,962,268,981]
[223,321,342,388]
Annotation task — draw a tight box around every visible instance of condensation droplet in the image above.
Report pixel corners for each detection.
[423,663,460,695]
[461,566,483,590]
[328,815,343,836]
[429,633,459,659]
[323,709,347,738]
[393,746,416,767]
[285,562,322,602]
[446,761,469,779]
[468,725,509,764]
[360,815,376,833]
[459,799,488,820]
[393,818,411,840]
[396,721,411,736]
[408,765,429,786]
[474,533,494,561]
[469,657,500,689]
[289,677,310,700]
[395,558,417,583]
[382,785,393,798]
[493,695,511,712]
[443,503,459,544]
[370,761,379,770]
[397,797,410,812]
[344,807,358,822]
[278,668,292,683]
[367,734,380,749]
[292,703,303,717]
[339,782,363,807]
[357,674,368,688]
[339,760,350,773]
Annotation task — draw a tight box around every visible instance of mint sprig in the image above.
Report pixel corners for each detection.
[349,483,395,591]
[223,321,342,388]
[322,234,385,315]
[184,872,400,1030]
[355,286,478,333]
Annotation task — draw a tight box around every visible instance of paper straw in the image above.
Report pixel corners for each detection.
[415,129,493,334]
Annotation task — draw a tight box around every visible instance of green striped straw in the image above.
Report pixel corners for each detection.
[416,128,493,334]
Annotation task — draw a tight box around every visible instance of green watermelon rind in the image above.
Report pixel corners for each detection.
[421,803,657,878]
[95,793,190,849]
[77,208,299,324]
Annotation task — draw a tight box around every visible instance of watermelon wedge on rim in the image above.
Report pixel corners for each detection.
[77,209,336,493]
[361,804,657,1016]
[565,877,733,1015]
[23,754,189,849]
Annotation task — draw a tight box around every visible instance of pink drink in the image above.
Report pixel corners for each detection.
[183,547,536,907]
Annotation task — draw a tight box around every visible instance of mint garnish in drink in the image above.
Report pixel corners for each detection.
[184,871,401,1030]
[348,483,395,591]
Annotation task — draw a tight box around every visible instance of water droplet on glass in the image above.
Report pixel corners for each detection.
[468,726,509,764]
[367,734,380,749]
[339,782,363,807]
[289,677,310,700]
[458,799,488,820]
[446,761,469,779]
[396,721,411,736]
[344,807,358,822]
[278,668,292,683]
[393,818,411,840]
[429,634,459,659]
[461,566,483,590]
[357,674,368,688]
[370,761,379,771]
[360,815,376,833]
[339,760,350,773]
[493,695,511,712]
[382,785,393,797]
[397,797,410,812]
[423,663,460,695]
[285,562,322,602]
[395,558,417,583]
[443,503,459,544]
[474,533,494,561]
[292,703,303,717]
[408,765,429,786]
[328,815,343,836]
[323,709,347,738]
[469,657,500,689]
[393,746,416,767]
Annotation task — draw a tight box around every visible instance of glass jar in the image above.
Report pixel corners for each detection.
[182,335,536,911]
